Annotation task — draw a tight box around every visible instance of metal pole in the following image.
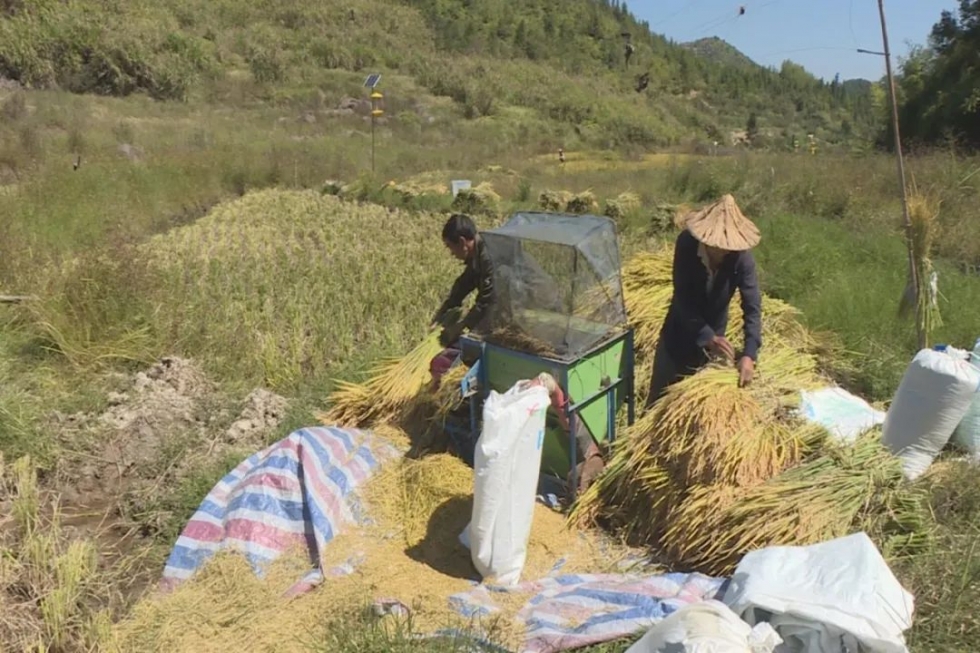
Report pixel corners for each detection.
[876,0,922,349]
[371,115,376,173]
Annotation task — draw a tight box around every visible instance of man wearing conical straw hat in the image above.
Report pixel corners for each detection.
[646,194,762,407]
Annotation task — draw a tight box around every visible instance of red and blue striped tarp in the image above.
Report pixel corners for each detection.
[160,426,400,597]
[450,572,727,652]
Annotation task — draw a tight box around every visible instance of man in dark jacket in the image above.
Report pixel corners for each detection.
[646,194,763,408]
[428,214,495,388]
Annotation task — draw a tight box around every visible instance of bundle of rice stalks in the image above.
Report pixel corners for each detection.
[643,347,825,488]
[431,364,468,422]
[621,248,840,364]
[568,411,679,542]
[603,191,641,219]
[660,431,931,575]
[579,345,824,514]
[319,331,443,428]
[899,185,943,343]
[388,180,450,202]
[538,189,572,212]
[620,248,673,354]
[650,203,686,233]
[566,190,599,214]
[452,182,500,216]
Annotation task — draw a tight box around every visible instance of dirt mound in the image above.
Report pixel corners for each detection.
[97,357,216,474]
[57,357,288,503]
[226,389,290,445]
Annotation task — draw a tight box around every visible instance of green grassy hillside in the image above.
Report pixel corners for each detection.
[0,0,874,149]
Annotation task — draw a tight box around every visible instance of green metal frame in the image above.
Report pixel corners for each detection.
[448,328,636,499]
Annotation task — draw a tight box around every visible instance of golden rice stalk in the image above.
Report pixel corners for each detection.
[901,185,943,343]
[662,431,930,576]
[644,344,823,487]
[569,343,826,541]
[431,365,468,422]
[566,190,599,214]
[603,191,641,219]
[319,331,443,428]
[568,415,678,544]
[660,483,743,561]
[538,189,572,212]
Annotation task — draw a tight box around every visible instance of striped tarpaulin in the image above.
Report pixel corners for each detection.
[160,426,400,597]
[450,572,727,652]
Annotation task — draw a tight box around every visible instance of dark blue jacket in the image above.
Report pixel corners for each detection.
[659,229,762,372]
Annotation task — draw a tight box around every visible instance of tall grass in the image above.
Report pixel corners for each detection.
[0,455,114,651]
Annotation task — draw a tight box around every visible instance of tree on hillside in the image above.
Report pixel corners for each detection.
[893,0,980,149]
[746,112,759,142]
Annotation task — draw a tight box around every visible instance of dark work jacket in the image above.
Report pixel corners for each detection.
[432,235,495,333]
[659,229,762,372]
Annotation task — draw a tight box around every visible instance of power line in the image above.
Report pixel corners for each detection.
[755,45,863,59]
[649,0,710,30]
[848,0,860,48]
[688,9,740,38]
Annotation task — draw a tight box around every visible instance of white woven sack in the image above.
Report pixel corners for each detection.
[883,348,980,481]
[951,343,980,457]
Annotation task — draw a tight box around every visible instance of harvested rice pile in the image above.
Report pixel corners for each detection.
[111,445,622,653]
[603,191,641,219]
[570,243,930,576]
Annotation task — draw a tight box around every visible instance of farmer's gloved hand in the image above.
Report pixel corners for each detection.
[439,323,463,347]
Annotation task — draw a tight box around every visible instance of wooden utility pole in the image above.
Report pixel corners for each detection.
[876,0,923,349]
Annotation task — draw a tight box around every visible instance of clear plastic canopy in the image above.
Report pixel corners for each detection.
[480,212,628,360]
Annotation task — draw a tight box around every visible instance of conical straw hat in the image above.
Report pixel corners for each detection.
[681,194,760,250]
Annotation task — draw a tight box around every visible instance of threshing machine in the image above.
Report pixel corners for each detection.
[444,211,636,499]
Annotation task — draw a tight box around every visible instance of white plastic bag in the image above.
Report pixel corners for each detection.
[882,348,980,480]
[798,386,886,445]
[723,532,915,653]
[951,340,980,457]
[625,600,782,653]
[466,379,550,586]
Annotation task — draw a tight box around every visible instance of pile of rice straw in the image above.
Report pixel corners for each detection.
[570,244,930,576]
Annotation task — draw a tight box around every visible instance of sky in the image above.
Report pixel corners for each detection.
[631,0,959,81]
